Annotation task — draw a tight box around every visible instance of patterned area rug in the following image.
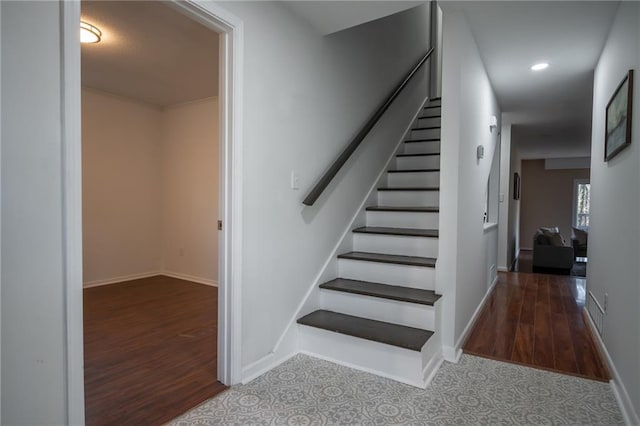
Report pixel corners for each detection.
[169,353,623,425]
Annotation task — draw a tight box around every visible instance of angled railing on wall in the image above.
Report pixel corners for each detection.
[302,47,435,206]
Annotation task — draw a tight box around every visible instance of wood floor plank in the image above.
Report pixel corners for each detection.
[464,271,609,382]
[84,275,226,426]
[533,276,555,369]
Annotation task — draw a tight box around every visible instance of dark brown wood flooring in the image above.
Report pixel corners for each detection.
[84,275,226,426]
[464,272,610,382]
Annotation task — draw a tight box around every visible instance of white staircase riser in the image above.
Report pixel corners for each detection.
[387,171,440,187]
[395,155,440,169]
[298,325,426,388]
[427,99,441,106]
[403,141,441,155]
[416,117,441,128]
[366,211,439,228]
[420,108,441,119]
[377,190,439,206]
[411,128,440,140]
[353,233,438,258]
[338,258,435,290]
[319,289,435,330]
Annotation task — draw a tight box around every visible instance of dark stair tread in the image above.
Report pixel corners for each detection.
[412,126,441,130]
[377,187,439,191]
[353,226,438,238]
[431,97,442,101]
[404,138,440,143]
[338,251,436,267]
[387,168,440,173]
[423,105,441,110]
[397,153,440,157]
[297,310,433,351]
[319,278,442,306]
[366,205,439,213]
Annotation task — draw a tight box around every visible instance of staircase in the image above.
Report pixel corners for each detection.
[297,98,443,387]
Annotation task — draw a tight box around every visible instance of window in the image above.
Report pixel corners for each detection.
[573,179,590,229]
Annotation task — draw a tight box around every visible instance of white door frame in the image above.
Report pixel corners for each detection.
[60,1,244,423]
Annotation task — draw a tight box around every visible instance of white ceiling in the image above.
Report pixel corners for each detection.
[81,1,219,107]
[285,1,425,35]
[460,1,619,159]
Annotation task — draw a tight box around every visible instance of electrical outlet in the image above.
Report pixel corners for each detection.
[290,170,300,190]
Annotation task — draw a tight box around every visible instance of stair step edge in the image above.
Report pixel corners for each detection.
[338,251,436,267]
[366,206,440,213]
[297,310,433,351]
[353,226,439,238]
[319,278,442,306]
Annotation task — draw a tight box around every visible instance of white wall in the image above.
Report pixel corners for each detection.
[82,89,163,284]
[161,98,219,284]
[82,90,219,286]
[589,2,640,421]
[1,2,67,424]
[498,118,522,270]
[216,1,431,369]
[1,0,429,419]
[438,5,501,354]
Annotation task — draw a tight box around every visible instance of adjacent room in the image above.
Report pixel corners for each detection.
[517,157,590,276]
[79,2,224,425]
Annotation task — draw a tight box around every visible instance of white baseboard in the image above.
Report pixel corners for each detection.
[242,326,298,384]
[444,275,499,363]
[83,270,217,288]
[83,271,162,288]
[497,266,509,272]
[583,308,639,426]
[519,247,532,252]
[422,351,444,386]
[162,270,218,287]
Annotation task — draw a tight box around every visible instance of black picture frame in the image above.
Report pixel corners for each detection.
[513,172,520,200]
[605,70,634,161]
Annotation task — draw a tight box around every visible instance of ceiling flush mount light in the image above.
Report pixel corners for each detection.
[80,21,102,44]
[530,62,549,71]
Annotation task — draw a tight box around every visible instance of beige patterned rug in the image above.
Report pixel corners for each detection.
[170,353,623,425]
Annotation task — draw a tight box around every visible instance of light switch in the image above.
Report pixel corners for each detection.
[291,171,300,190]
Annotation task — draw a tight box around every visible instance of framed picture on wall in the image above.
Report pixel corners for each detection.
[605,69,634,161]
[513,172,520,200]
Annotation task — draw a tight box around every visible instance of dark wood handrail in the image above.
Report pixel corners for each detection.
[302,48,435,206]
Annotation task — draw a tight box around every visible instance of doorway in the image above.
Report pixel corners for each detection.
[61,1,243,424]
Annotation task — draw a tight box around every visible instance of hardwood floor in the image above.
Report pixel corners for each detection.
[464,271,610,382]
[84,275,226,426]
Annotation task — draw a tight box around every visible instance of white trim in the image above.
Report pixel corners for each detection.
[497,266,509,272]
[519,246,532,251]
[162,271,218,287]
[60,2,85,424]
[483,222,498,233]
[443,274,498,363]
[169,0,244,386]
[422,352,445,386]
[83,271,162,288]
[242,350,299,384]
[583,308,639,426]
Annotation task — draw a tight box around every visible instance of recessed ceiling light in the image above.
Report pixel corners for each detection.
[80,21,102,44]
[530,62,549,71]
